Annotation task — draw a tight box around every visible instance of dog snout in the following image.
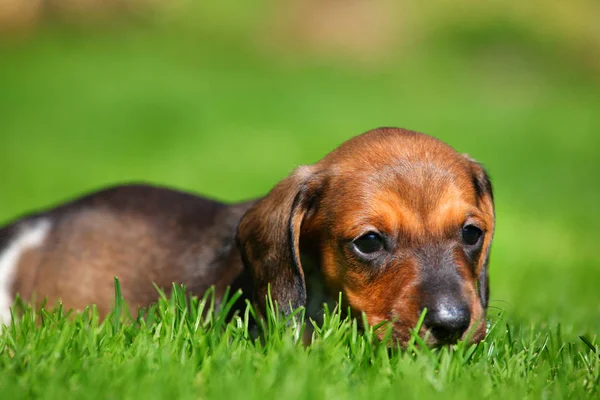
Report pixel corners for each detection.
[423,297,471,344]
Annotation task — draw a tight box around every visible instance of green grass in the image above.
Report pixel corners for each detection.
[1,283,598,399]
[1,18,600,399]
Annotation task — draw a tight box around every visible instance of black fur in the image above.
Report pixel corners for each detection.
[0,225,14,253]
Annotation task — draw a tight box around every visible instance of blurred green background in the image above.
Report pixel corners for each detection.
[0,0,599,337]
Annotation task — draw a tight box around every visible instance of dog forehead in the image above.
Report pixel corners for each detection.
[324,143,474,206]
[325,174,476,239]
[318,138,477,236]
[322,127,463,167]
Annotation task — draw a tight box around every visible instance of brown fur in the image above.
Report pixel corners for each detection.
[5,185,254,317]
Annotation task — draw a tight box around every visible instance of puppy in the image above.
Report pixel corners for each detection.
[0,128,494,346]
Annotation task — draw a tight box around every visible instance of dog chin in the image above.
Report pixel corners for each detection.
[377,321,488,349]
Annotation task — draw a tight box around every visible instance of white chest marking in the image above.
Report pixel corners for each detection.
[0,219,52,326]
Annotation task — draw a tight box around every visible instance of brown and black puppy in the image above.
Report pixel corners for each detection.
[0,128,494,346]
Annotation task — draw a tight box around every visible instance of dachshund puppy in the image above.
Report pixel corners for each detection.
[0,128,494,346]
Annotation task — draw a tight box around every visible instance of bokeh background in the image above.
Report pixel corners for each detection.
[1,1,599,337]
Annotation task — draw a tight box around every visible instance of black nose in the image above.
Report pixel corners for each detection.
[423,299,471,344]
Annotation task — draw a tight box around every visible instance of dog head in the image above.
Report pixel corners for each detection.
[237,128,495,346]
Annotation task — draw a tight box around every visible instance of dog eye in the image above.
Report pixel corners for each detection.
[353,232,384,254]
[462,225,483,246]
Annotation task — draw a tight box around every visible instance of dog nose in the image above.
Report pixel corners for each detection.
[423,299,471,344]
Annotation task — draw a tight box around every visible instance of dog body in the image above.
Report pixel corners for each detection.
[0,128,494,346]
[0,185,254,321]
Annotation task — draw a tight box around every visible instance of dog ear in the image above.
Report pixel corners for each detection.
[463,154,495,310]
[236,165,320,316]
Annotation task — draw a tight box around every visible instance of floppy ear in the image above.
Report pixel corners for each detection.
[236,165,320,316]
[463,154,495,310]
